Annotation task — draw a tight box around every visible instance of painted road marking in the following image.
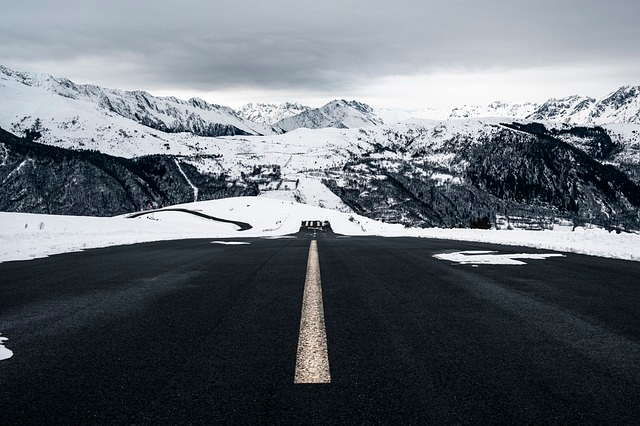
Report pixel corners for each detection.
[434,250,565,265]
[210,241,250,245]
[294,240,331,384]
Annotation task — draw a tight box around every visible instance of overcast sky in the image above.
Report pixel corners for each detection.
[2,0,639,110]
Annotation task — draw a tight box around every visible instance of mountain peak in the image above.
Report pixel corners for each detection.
[273,99,384,132]
[237,102,311,125]
[0,64,275,138]
[602,85,640,105]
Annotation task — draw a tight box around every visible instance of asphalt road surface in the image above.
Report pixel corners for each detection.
[1,227,640,424]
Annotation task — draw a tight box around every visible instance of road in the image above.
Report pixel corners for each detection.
[126,208,253,231]
[1,227,640,424]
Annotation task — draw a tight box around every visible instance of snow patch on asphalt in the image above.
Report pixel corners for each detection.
[0,334,13,361]
[434,251,566,265]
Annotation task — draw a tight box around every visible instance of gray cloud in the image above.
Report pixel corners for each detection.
[2,0,639,95]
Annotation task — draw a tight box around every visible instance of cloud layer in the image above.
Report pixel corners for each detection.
[3,0,640,107]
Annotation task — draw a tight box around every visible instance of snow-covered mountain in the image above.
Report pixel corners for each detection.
[0,65,274,138]
[0,127,257,216]
[408,101,544,122]
[372,108,414,124]
[524,87,640,125]
[582,86,640,124]
[3,118,640,229]
[449,101,540,120]
[527,87,640,125]
[408,102,540,121]
[237,102,311,126]
[2,64,640,230]
[407,87,640,125]
[273,99,385,132]
[527,95,596,123]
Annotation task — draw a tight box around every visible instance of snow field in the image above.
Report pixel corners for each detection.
[1,196,639,264]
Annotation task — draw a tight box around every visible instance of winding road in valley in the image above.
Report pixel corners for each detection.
[1,226,640,424]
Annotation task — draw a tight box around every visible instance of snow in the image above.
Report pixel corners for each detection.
[238,102,310,126]
[274,99,383,132]
[0,334,12,361]
[2,66,640,266]
[0,197,379,262]
[403,89,640,126]
[430,173,463,186]
[2,159,31,184]
[433,251,565,266]
[0,66,274,137]
[259,175,353,212]
[1,196,639,264]
[408,102,539,121]
[3,67,637,214]
[373,107,413,124]
[174,159,198,202]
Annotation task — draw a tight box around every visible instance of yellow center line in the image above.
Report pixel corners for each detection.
[294,239,331,384]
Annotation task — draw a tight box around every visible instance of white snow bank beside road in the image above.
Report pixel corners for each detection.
[0,197,390,263]
[402,226,640,262]
[0,211,232,262]
[1,196,639,263]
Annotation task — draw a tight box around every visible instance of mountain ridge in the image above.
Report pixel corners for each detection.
[3,64,640,132]
[237,102,311,126]
[273,99,385,131]
[1,64,640,230]
[0,127,259,216]
[0,65,274,137]
[413,86,640,125]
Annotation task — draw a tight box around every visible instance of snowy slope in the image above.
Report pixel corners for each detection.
[409,102,539,121]
[0,74,198,158]
[2,196,639,264]
[2,81,639,225]
[449,101,539,119]
[373,107,419,124]
[2,64,640,228]
[0,65,273,138]
[527,87,640,125]
[3,94,638,215]
[274,99,384,131]
[0,197,397,262]
[527,95,597,123]
[405,87,640,125]
[238,102,311,126]
[586,86,640,125]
